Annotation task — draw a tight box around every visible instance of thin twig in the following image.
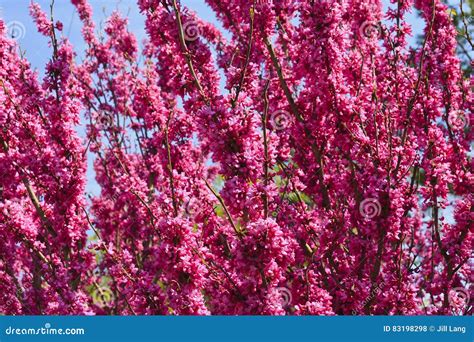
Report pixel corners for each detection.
[171,0,208,103]
[261,80,271,218]
[164,112,179,217]
[231,6,255,107]
[263,37,331,209]
[204,179,243,240]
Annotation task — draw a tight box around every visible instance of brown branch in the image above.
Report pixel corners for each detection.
[261,80,271,218]
[231,7,255,107]
[204,179,243,240]
[0,137,57,238]
[263,37,331,209]
[459,0,473,48]
[263,36,300,120]
[171,0,208,103]
[164,112,179,217]
[393,1,437,178]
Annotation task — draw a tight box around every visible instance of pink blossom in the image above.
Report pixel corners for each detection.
[0,0,471,316]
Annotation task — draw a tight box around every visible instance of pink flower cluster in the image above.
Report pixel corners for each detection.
[0,0,471,315]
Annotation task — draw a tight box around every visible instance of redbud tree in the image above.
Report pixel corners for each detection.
[0,0,472,315]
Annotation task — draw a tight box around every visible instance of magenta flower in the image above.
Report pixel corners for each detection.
[0,0,471,315]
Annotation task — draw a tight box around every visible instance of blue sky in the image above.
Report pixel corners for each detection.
[1,0,222,194]
[1,0,460,224]
[1,0,422,71]
[1,0,423,196]
[0,0,221,71]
